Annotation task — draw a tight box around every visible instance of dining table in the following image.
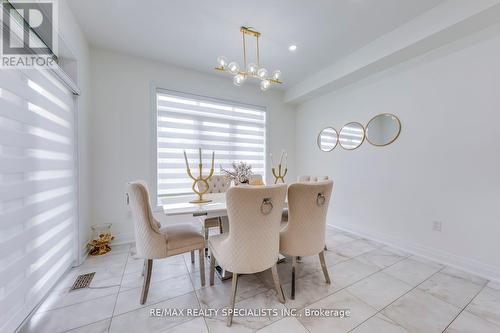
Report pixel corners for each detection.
[162,192,287,280]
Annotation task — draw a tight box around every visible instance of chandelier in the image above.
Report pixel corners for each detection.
[215,27,282,91]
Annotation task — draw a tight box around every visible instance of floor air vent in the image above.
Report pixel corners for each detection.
[70,272,95,291]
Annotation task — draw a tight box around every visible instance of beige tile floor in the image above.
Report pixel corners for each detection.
[20,227,500,333]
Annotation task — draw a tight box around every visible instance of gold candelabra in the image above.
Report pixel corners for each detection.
[272,164,287,184]
[184,149,214,204]
[270,150,288,184]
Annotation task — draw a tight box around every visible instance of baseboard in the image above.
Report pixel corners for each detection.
[328,223,500,283]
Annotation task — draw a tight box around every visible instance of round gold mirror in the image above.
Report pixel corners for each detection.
[339,122,365,150]
[365,113,401,146]
[317,127,338,152]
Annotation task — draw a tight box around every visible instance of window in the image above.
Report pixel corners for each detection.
[155,89,266,202]
[0,68,77,332]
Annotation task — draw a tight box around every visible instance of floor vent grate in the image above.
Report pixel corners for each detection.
[70,272,95,291]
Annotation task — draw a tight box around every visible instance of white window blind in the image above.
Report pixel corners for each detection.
[156,89,266,201]
[0,68,76,332]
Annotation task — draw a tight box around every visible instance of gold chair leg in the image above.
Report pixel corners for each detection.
[319,251,331,284]
[199,248,205,287]
[271,264,285,303]
[226,273,239,327]
[209,250,216,286]
[140,259,153,304]
[190,250,195,263]
[291,256,297,300]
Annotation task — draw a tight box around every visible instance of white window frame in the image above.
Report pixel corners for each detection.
[151,86,269,207]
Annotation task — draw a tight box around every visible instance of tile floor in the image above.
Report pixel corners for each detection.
[20,227,500,333]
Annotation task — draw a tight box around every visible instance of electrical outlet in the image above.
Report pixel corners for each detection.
[432,221,442,232]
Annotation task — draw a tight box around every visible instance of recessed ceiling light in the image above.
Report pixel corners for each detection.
[289,44,297,52]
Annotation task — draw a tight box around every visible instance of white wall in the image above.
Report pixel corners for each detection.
[89,47,296,242]
[57,1,91,264]
[295,24,500,280]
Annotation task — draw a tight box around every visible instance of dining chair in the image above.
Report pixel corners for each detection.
[208,184,287,326]
[197,175,231,254]
[126,181,206,304]
[249,174,264,185]
[280,180,334,299]
[297,175,330,182]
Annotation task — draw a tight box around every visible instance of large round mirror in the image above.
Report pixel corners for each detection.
[339,122,365,150]
[366,113,401,146]
[317,127,338,152]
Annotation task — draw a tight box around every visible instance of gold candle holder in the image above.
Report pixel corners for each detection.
[272,164,287,184]
[184,149,214,204]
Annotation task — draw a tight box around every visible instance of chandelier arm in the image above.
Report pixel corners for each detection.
[256,35,260,67]
[242,30,247,73]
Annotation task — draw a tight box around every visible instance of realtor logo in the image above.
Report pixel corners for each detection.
[1,0,58,68]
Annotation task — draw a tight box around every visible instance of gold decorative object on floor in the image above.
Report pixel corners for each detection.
[88,223,114,256]
[270,150,288,184]
[184,148,214,204]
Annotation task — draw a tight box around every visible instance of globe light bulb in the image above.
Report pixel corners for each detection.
[247,63,258,75]
[228,62,240,75]
[217,56,228,68]
[260,79,271,91]
[271,70,281,81]
[257,68,268,79]
[233,74,246,86]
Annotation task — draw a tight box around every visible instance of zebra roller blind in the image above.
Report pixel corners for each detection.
[156,89,266,202]
[0,67,76,332]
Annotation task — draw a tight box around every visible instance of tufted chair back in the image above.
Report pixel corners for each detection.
[198,175,231,193]
[222,184,287,273]
[280,180,333,256]
[126,181,167,259]
[297,175,330,182]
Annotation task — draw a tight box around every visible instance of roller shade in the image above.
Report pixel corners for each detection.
[156,89,266,200]
[0,68,76,332]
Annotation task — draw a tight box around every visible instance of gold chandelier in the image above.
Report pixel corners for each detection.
[215,27,282,91]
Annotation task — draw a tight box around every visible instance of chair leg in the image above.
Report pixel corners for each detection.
[218,217,223,234]
[190,250,195,263]
[140,259,153,305]
[209,251,216,286]
[199,248,205,287]
[271,264,285,303]
[291,256,297,300]
[205,227,210,257]
[319,251,331,284]
[226,273,239,327]
[141,260,146,277]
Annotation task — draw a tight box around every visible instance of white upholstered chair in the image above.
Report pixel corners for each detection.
[297,175,330,182]
[209,184,287,326]
[280,180,334,299]
[197,175,231,251]
[126,181,206,304]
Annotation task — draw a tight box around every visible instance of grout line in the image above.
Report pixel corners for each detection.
[107,244,131,332]
[59,318,111,333]
[183,251,211,333]
[346,265,446,333]
[440,282,488,333]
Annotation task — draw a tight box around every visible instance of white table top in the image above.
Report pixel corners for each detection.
[162,193,227,217]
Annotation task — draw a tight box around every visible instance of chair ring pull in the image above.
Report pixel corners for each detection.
[317,192,326,206]
[261,198,273,215]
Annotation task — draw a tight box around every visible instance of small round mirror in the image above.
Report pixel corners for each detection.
[339,122,365,150]
[317,127,338,152]
[366,113,401,146]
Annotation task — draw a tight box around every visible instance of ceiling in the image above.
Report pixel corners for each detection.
[67,0,444,89]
